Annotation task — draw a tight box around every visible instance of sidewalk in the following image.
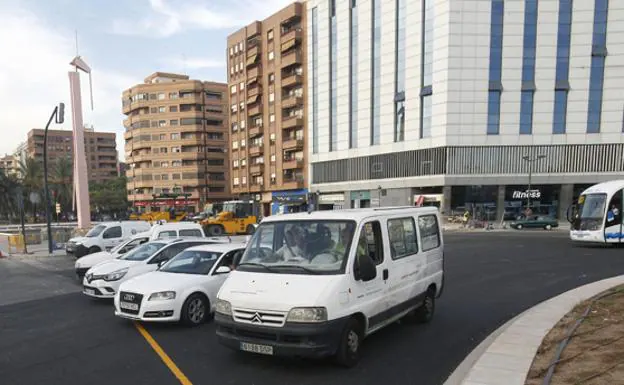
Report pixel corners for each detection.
[444,275,624,385]
[8,242,67,258]
[443,221,570,233]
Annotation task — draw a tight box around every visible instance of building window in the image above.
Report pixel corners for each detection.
[268,29,274,41]
[487,0,504,135]
[553,0,573,135]
[230,66,234,75]
[311,7,319,154]
[519,0,538,135]
[270,154,276,163]
[270,113,275,123]
[158,120,166,127]
[159,134,166,140]
[587,0,609,133]
[158,106,166,113]
[171,133,180,140]
[268,51,275,61]
[240,120,246,129]
[394,0,406,142]
[239,82,245,91]
[169,106,178,113]
[371,0,381,145]
[420,0,434,138]
[169,92,178,99]
[233,177,239,186]
[150,107,157,114]
[239,42,244,51]
[235,63,239,72]
[230,85,237,94]
[158,93,165,100]
[233,141,239,149]
[349,0,358,149]
[170,119,178,126]
[269,92,275,103]
[269,73,275,84]
[329,0,337,152]
[241,139,246,148]
[229,47,234,56]
[242,176,247,185]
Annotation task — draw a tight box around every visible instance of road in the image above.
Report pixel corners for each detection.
[1,231,624,385]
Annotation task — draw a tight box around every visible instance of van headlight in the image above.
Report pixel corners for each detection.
[215,299,232,315]
[148,291,176,301]
[287,307,328,323]
[103,268,128,281]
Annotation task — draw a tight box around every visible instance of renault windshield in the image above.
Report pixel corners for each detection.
[237,220,357,275]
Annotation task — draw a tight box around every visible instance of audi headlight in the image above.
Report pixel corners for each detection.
[103,268,128,281]
[215,299,232,315]
[286,307,328,323]
[148,291,176,301]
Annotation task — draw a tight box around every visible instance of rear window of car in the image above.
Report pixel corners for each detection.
[179,229,202,237]
[158,230,177,239]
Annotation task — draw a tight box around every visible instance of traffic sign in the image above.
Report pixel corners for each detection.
[55,203,61,214]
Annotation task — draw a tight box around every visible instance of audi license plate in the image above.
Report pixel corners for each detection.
[84,288,95,295]
[120,302,139,311]
[240,342,274,355]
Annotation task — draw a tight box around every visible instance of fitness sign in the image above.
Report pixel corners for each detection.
[511,189,541,200]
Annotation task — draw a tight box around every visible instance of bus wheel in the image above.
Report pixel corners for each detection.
[246,225,256,235]
[208,225,224,236]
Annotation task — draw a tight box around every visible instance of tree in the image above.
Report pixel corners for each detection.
[0,171,20,220]
[89,176,129,215]
[50,156,73,213]
[19,157,43,220]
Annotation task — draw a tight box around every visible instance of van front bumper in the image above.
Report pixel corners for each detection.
[215,313,348,358]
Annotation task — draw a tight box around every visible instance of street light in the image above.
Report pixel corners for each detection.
[522,154,546,210]
[43,103,65,254]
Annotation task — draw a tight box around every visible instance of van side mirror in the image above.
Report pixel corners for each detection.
[214,266,231,274]
[354,253,377,282]
[157,260,167,268]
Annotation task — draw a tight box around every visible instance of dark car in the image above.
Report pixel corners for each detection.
[510,215,559,230]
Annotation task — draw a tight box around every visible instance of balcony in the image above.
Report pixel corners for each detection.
[281,28,303,47]
[282,158,304,170]
[282,73,302,88]
[250,164,264,175]
[248,124,264,138]
[248,103,262,117]
[249,183,263,192]
[282,176,304,190]
[247,84,263,97]
[282,95,303,109]
[249,145,264,156]
[246,53,259,69]
[247,66,262,79]
[247,44,260,59]
[283,138,304,150]
[281,50,302,68]
[282,115,303,129]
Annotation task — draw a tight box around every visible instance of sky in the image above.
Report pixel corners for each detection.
[0,0,294,160]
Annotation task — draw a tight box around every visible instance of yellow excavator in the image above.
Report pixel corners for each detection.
[201,200,257,236]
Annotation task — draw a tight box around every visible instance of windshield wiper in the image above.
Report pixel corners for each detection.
[270,265,321,274]
[237,262,277,272]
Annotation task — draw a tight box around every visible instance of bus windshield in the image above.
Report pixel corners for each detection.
[579,193,607,219]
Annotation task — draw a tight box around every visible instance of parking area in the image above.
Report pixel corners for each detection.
[2,231,624,385]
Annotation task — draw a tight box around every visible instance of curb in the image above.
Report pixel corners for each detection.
[444,274,624,385]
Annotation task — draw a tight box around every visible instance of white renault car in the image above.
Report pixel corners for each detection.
[114,243,246,326]
[82,238,223,299]
[75,233,150,279]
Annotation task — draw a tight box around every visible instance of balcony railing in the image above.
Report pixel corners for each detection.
[282,158,304,169]
[282,176,304,189]
[250,164,263,175]
[281,50,302,68]
[282,115,303,129]
[282,138,304,150]
[282,95,303,109]
[282,73,303,88]
[248,124,264,138]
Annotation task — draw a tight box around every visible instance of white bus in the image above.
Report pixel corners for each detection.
[568,180,624,243]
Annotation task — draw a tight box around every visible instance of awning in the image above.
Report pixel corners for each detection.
[281,38,296,52]
[246,94,259,104]
[246,76,258,85]
[246,54,258,66]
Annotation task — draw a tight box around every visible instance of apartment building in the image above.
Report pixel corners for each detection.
[227,2,308,216]
[122,72,229,213]
[307,0,624,220]
[0,154,19,176]
[26,128,118,184]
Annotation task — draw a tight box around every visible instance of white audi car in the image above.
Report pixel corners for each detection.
[82,238,222,299]
[114,243,246,326]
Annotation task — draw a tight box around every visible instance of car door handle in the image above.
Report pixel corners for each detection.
[382,269,389,281]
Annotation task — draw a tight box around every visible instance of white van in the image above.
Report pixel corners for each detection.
[74,222,208,277]
[67,221,151,258]
[214,207,444,367]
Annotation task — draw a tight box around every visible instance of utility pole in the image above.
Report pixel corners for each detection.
[522,154,546,211]
[43,103,65,254]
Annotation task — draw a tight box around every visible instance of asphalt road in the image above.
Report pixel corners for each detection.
[2,231,624,385]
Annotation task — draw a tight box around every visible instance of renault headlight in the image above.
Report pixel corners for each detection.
[103,268,128,281]
[148,291,176,301]
[215,299,232,315]
[286,307,328,323]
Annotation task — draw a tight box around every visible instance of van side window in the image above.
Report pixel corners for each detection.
[387,217,418,259]
[103,226,122,239]
[356,221,383,265]
[418,215,440,251]
[179,229,202,237]
[158,230,177,239]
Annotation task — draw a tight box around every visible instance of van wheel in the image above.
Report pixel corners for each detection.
[334,318,362,367]
[88,246,101,255]
[246,225,256,235]
[208,225,224,236]
[545,224,552,230]
[180,293,208,327]
[414,288,436,324]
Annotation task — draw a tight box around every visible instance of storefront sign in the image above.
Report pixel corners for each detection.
[511,189,541,199]
[319,194,345,203]
[271,189,308,204]
[134,198,198,207]
[350,191,371,200]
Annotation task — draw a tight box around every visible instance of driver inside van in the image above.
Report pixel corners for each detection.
[275,226,307,261]
[335,225,367,257]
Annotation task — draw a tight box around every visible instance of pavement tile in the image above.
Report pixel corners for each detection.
[485,340,538,358]
[465,365,526,385]
[476,352,532,372]
[495,330,544,347]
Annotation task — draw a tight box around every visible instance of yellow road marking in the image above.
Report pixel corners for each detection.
[134,322,193,385]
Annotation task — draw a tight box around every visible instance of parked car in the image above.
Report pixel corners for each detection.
[67,221,151,258]
[214,206,444,367]
[114,243,246,326]
[510,215,559,230]
[82,238,226,299]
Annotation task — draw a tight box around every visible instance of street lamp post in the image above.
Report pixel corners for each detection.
[522,154,546,210]
[43,103,65,254]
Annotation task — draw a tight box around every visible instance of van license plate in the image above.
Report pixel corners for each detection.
[240,342,273,355]
[120,302,139,311]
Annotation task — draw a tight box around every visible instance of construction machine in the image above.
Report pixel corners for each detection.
[201,200,257,236]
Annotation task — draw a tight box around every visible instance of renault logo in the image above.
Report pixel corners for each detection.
[250,312,263,324]
[123,294,135,301]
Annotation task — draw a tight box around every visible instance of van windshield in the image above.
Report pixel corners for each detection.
[86,225,106,238]
[238,220,357,275]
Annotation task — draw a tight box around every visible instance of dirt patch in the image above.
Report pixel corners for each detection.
[525,284,624,385]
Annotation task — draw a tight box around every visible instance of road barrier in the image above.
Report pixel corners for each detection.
[0,233,27,255]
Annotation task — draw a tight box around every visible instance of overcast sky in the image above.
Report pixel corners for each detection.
[0,0,293,160]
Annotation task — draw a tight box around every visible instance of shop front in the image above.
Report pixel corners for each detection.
[503,185,560,220]
[413,193,444,209]
[318,193,345,210]
[350,191,371,208]
[271,189,309,215]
